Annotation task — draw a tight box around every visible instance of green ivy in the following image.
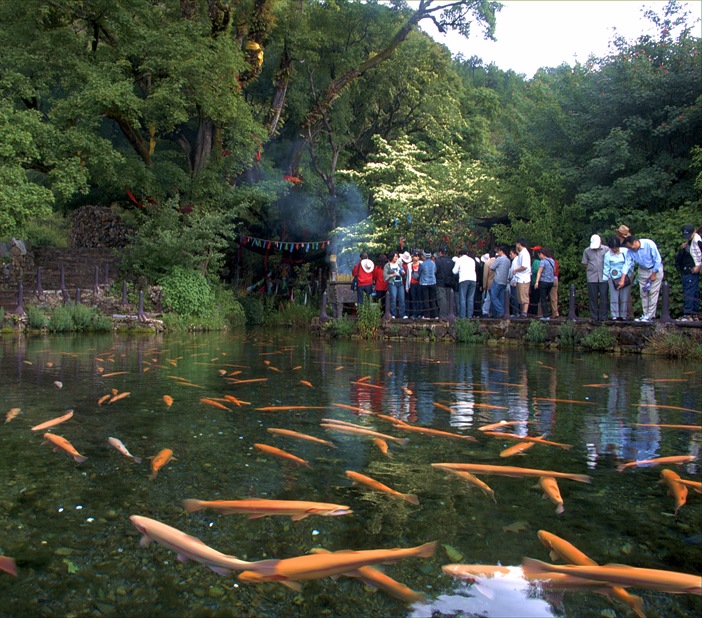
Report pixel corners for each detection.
[581,326,616,351]
[356,297,382,339]
[454,318,488,343]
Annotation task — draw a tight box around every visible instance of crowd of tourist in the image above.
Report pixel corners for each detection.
[349,222,701,322]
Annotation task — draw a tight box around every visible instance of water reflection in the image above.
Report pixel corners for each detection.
[0,333,700,617]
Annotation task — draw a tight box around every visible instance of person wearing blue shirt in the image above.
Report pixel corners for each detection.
[418,251,438,319]
[618,236,664,322]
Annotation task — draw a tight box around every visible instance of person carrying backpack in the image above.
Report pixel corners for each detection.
[676,225,701,321]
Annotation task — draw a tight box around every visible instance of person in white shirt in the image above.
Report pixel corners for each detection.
[452,248,477,318]
[512,238,531,317]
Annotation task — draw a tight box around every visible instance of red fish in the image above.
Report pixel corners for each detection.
[31,410,74,432]
[43,433,87,463]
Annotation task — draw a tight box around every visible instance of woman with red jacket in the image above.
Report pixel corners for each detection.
[373,254,388,313]
[351,252,375,306]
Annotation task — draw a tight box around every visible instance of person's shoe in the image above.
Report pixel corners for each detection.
[540,317,550,321]
[637,316,651,322]
[402,315,408,319]
[391,315,396,319]
[679,315,692,322]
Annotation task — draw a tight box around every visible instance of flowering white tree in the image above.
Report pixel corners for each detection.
[334,135,501,259]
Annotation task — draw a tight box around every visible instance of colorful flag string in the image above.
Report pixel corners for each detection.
[239,234,329,253]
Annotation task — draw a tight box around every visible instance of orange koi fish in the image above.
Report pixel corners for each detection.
[500,441,537,458]
[229,378,268,385]
[253,443,312,469]
[299,380,314,388]
[437,468,496,503]
[267,366,282,373]
[310,548,425,604]
[149,448,174,480]
[5,408,21,423]
[617,455,697,472]
[31,410,74,432]
[255,405,325,411]
[433,402,454,413]
[521,558,702,595]
[431,463,592,483]
[108,391,131,404]
[200,398,231,411]
[223,395,251,406]
[482,431,573,450]
[321,423,409,445]
[43,433,87,463]
[375,413,405,425]
[331,403,374,415]
[101,371,128,378]
[183,498,351,520]
[237,541,436,590]
[53,381,63,389]
[345,471,419,505]
[394,424,477,442]
[0,556,17,577]
[536,530,645,618]
[372,438,392,458]
[163,395,174,408]
[673,478,702,494]
[660,469,688,515]
[108,437,142,463]
[351,381,384,390]
[97,394,111,405]
[267,428,336,448]
[532,398,595,405]
[632,403,700,414]
[292,365,302,370]
[539,477,565,514]
[635,423,701,431]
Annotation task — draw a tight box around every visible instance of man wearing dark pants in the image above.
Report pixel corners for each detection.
[582,234,608,321]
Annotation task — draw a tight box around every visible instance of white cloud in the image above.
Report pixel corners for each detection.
[422,1,701,78]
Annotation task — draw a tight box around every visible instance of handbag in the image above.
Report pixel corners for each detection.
[350,276,358,291]
[617,274,631,289]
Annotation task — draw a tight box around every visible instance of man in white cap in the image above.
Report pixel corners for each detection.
[582,234,608,321]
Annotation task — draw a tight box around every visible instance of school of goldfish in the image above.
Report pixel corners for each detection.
[1,338,700,618]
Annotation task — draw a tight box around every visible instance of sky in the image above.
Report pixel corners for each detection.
[422,1,702,78]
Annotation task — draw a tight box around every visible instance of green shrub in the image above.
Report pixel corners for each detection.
[525,319,549,343]
[213,288,246,329]
[23,217,70,248]
[238,295,265,326]
[454,318,488,343]
[264,301,317,327]
[581,326,617,351]
[323,316,355,338]
[557,320,581,347]
[0,306,4,325]
[646,331,702,359]
[68,303,94,330]
[48,305,75,332]
[27,306,49,329]
[356,297,382,339]
[90,313,114,332]
[159,267,215,317]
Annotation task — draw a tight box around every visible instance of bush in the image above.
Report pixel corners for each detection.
[323,316,356,338]
[90,313,114,332]
[48,305,75,332]
[23,217,70,248]
[647,331,702,360]
[238,295,265,326]
[264,301,318,327]
[213,288,246,329]
[27,306,49,329]
[454,318,488,343]
[557,320,581,347]
[525,319,548,343]
[0,306,4,325]
[159,267,215,317]
[581,326,617,351]
[68,302,94,330]
[356,297,382,339]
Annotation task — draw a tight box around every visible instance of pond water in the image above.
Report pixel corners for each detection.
[0,331,700,618]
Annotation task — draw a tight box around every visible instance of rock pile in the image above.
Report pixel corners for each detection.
[70,205,133,248]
